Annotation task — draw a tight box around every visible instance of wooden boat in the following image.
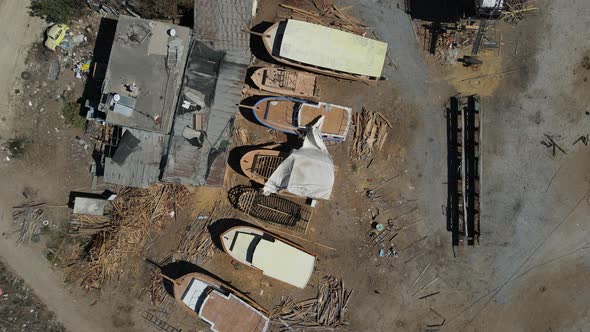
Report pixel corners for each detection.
[240,149,286,185]
[249,96,352,141]
[261,19,388,81]
[250,67,319,100]
[220,225,316,289]
[169,272,269,332]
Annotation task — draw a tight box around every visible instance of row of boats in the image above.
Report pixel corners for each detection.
[244,18,389,142]
[168,225,315,332]
[167,18,390,332]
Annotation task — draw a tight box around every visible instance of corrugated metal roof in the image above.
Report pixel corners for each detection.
[162,12,249,187]
[103,128,168,188]
[193,0,254,65]
[276,20,388,77]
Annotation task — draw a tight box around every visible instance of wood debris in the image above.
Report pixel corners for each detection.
[12,203,45,246]
[173,202,229,265]
[501,0,538,23]
[272,275,353,331]
[69,214,113,234]
[350,107,390,160]
[279,0,369,36]
[64,184,191,290]
[146,269,168,306]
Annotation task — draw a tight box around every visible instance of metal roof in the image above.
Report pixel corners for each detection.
[193,0,254,65]
[276,20,388,77]
[162,41,238,186]
[103,128,168,188]
[100,16,191,134]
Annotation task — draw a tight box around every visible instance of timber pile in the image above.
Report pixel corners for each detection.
[64,184,191,290]
[272,275,353,331]
[146,269,168,305]
[350,108,391,160]
[279,0,369,36]
[173,203,229,265]
[501,0,538,23]
[69,214,113,234]
[12,203,45,246]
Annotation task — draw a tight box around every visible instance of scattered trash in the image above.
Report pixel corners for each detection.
[375,223,385,232]
[48,59,60,81]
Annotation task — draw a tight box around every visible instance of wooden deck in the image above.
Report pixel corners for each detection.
[200,291,268,332]
[254,99,297,133]
[251,67,318,99]
[299,103,350,137]
[253,98,351,138]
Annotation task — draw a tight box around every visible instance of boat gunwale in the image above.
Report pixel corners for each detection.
[172,272,270,320]
[250,96,349,141]
[251,67,320,100]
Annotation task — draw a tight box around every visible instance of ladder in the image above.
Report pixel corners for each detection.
[142,311,182,332]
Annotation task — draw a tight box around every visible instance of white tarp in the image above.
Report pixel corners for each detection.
[263,117,334,199]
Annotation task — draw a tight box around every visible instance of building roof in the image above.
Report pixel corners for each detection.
[193,0,254,65]
[275,20,388,77]
[163,41,243,186]
[103,128,168,188]
[101,16,191,134]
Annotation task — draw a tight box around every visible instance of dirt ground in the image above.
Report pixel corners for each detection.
[0,0,589,332]
[0,261,65,331]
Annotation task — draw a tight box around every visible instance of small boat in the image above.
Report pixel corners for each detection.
[250,67,319,100]
[220,225,316,288]
[169,272,269,332]
[249,96,352,141]
[261,19,388,81]
[240,149,286,185]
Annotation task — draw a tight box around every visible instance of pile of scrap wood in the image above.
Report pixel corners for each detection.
[64,184,190,289]
[172,202,230,265]
[501,0,538,23]
[350,108,391,160]
[146,269,168,305]
[279,0,369,35]
[69,214,113,234]
[12,203,46,246]
[272,275,353,331]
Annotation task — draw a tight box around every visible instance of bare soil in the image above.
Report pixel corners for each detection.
[0,261,65,332]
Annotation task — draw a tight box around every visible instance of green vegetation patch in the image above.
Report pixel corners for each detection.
[62,101,86,128]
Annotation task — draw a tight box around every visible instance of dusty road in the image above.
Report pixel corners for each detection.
[0,1,130,331]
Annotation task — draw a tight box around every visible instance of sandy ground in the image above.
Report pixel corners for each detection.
[0,2,132,332]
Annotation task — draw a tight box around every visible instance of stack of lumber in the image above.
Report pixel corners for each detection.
[272,275,353,331]
[350,108,391,160]
[69,214,113,234]
[279,0,369,36]
[146,269,168,305]
[12,203,45,246]
[173,202,229,265]
[64,184,191,290]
